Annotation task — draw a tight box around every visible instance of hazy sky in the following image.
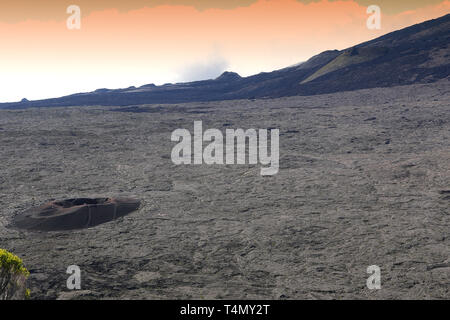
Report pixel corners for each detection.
[0,0,449,102]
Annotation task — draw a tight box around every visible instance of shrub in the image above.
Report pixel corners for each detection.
[0,249,30,300]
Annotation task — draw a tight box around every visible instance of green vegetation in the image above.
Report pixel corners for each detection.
[301,47,388,83]
[0,248,30,300]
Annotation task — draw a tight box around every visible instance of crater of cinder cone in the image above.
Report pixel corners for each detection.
[12,197,140,232]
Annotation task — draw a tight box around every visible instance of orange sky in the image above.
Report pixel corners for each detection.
[0,0,449,102]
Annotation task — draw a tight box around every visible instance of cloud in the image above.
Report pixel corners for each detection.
[299,0,446,14]
[0,0,257,23]
[1,0,446,23]
[178,53,229,82]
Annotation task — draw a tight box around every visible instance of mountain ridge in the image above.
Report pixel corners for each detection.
[1,13,449,109]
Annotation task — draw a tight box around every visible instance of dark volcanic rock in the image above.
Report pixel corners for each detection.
[12,197,140,231]
[0,81,448,299]
[215,71,241,81]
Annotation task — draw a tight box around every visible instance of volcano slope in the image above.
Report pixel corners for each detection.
[0,80,449,299]
[1,14,449,109]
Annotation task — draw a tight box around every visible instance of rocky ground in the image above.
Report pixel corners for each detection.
[0,80,449,299]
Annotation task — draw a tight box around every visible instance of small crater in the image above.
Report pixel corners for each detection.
[12,197,140,232]
[54,198,110,208]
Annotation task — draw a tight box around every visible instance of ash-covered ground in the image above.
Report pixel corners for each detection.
[0,80,449,299]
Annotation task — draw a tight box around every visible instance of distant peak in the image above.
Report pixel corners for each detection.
[216,71,241,81]
[140,83,156,88]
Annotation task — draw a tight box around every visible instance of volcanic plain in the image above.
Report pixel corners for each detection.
[0,80,449,299]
